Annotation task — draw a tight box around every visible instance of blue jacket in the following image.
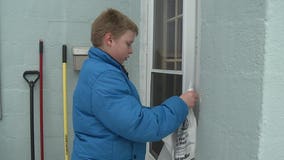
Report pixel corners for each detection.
[72,47,189,160]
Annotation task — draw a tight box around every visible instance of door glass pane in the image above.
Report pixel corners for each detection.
[153,0,183,71]
[177,0,183,15]
[176,18,182,70]
[151,73,182,105]
[150,72,182,159]
[167,0,176,18]
[166,21,175,64]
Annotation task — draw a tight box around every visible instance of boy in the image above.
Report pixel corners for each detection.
[72,8,198,160]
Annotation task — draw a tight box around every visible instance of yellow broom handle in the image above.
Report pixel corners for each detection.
[62,45,69,160]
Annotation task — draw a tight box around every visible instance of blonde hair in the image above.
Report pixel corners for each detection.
[91,8,139,47]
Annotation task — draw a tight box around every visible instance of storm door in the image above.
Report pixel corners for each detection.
[143,0,197,159]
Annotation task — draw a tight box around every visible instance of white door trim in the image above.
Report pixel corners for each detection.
[139,0,154,107]
[182,0,197,91]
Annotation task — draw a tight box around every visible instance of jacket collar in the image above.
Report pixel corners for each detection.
[88,47,129,77]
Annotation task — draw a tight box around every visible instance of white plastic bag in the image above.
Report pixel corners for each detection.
[158,108,197,160]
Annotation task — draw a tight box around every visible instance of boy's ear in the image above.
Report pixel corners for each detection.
[103,32,113,47]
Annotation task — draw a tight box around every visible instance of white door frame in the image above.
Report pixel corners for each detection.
[139,0,198,159]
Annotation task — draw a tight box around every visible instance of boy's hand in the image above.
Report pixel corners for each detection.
[179,90,199,108]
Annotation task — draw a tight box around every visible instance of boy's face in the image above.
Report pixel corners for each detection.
[109,30,136,64]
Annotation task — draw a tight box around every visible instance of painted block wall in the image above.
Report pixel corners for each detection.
[0,0,140,160]
[259,0,284,159]
[196,0,266,160]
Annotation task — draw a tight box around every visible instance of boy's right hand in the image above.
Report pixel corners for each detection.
[179,90,199,108]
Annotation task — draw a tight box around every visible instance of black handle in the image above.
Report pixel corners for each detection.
[39,40,43,54]
[23,70,39,160]
[62,45,67,63]
[23,71,40,85]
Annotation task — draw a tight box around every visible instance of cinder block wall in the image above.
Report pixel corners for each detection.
[196,0,284,160]
[196,0,265,159]
[0,1,140,160]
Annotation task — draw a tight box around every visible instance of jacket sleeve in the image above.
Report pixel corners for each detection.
[91,70,189,142]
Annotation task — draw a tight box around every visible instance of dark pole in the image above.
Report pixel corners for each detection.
[23,71,39,160]
[39,40,44,160]
[29,82,35,160]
